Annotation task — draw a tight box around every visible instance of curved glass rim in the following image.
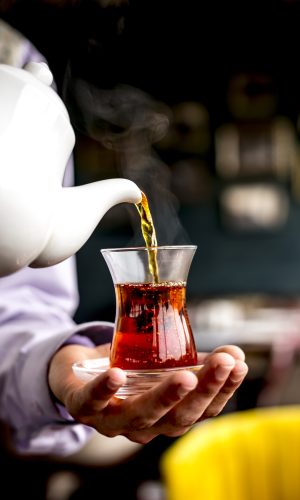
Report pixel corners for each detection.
[101,245,197,253]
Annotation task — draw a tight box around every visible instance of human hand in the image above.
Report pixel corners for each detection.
[48,343,248,444]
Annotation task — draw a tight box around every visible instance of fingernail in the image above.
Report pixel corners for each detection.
[177,381,197,398]
[215,364,234,381]
[230,361,248,382]
[106,368,126,391]
[107,377,123,391]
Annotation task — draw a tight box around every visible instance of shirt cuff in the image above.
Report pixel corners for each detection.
[61,333,96,348]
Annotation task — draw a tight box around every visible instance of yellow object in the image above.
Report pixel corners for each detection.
[160,406,300,500]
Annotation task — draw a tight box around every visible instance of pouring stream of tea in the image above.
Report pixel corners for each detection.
[135,192,159,283]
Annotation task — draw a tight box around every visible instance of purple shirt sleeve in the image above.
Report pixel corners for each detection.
[0,262,115,456]
[0,21,114,456]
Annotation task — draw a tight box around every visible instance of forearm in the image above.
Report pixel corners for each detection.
[0,262,113,455]
[0,317,113,455]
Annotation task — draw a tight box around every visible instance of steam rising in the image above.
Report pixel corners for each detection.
[63,68,191,244]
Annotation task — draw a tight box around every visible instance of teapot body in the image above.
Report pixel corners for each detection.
[0,63,75,276]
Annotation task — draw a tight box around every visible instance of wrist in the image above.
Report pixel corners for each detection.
[61,333,96,349]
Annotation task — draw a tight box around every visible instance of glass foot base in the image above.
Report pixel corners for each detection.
[72,357,203,399]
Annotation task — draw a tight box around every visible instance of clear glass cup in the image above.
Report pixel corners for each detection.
[101,245,198,370]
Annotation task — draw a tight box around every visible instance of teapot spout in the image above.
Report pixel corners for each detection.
[31,178,142,268]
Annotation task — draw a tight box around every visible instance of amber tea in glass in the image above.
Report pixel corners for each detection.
[101,245,198,370]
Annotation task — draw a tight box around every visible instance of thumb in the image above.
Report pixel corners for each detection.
[69,368,127,414]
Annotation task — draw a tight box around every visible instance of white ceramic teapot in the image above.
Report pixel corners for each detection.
[0,62,142,277]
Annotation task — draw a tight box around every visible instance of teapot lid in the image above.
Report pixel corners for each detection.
[24,61,53,86]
